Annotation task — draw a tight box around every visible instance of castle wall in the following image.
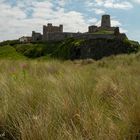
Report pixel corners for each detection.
[32,31,42,42]
[75,34,116,40]
[77,33,126,40]
[43,32,81,41]
[88,26,98,33]
[42,32,126,42]
[97,27,116,31]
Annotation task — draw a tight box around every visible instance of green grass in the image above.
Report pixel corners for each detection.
[92,30,114,34]
[0,46,26,59]
[0,52,140,140]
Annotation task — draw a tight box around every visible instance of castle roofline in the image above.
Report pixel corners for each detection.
[102,14,110,16]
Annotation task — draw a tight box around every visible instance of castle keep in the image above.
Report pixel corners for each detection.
[43,23,63,33]
[43,24,63,41]
[42,23,80,41]
[19,15,127,43]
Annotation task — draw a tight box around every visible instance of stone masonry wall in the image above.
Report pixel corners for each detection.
[32,31,42,42]
[42,32,81,41]
[42,32,127,42]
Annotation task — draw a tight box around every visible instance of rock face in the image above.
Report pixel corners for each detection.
[78,39,137,60]
[55,38,139,60]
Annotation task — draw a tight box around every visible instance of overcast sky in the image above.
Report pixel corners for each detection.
[0,0,140,42]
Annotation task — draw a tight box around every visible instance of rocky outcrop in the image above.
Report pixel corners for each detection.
[55,38,140,60]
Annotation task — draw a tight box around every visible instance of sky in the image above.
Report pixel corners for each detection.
[0,0,140,42]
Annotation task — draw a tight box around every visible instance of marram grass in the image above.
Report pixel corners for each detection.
[0,53,140,140]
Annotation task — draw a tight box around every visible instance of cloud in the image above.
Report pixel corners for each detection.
[120,28,128,33]
[57,0,67,7]
[0,0,90,41]
[111,19,122,26]
[132,0,140,4]
[87,18,98,25]
[104,1,133,9]
[94,8,105,14]
[32,1,54,18]
[86,0,133,10]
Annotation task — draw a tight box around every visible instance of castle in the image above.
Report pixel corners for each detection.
[19,15,127,43]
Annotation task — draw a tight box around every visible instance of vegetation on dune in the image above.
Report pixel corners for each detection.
[0,38,139,60]
[0,39,19,47]
[0,53,140,140]
[14,41,61,58]
[0,46,26,59]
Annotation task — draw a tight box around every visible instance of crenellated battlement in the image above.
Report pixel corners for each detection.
[43,23,63,33]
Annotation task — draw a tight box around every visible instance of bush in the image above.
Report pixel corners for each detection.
[0,40,20,46]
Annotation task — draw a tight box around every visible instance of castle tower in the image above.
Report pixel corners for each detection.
[59,24,63,32]
[88,25,98,33]
[101,15,111,28]
[42,23,63,41]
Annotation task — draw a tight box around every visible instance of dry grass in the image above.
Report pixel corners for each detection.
[0,53,140,140]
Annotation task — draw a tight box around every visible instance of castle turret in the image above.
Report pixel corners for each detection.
[48,23,52,26]
[101,15,111,28]
[88,25,98,33]
[59,24,63,32]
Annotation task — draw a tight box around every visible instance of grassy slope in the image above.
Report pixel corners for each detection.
[0,46,26,59]
[92,29,114,34]
[0,53,140,140]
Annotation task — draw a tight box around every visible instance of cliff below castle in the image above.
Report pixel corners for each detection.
[0,37,139,60]
[53,38,139,60]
